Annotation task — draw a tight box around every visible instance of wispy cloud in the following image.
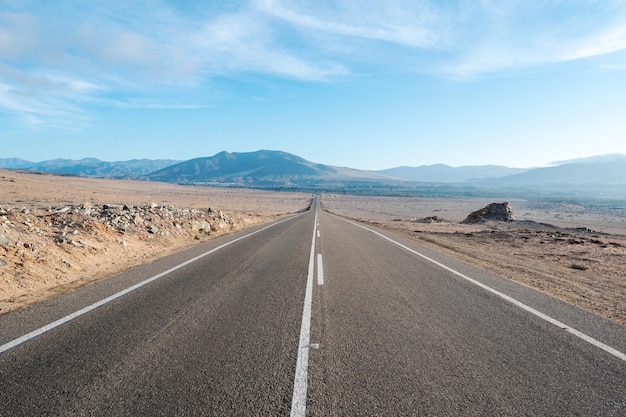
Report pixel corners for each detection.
[1,0,626,130]
[443,1,626,76]
[0,1,350,130]
[257,0,626,77]
[0,64,96,130]
[256,0,450,48]
[192,10,348,80]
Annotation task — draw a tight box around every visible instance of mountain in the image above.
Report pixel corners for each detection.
[492,159,626,185]
[4,158,182,178]
[145,150,397,186]
[378,164,528,183]
[550,153,626,166]
[3,151,625,198]
[379,153,626,185]
[144,150,626,197]
[0,158,34,169]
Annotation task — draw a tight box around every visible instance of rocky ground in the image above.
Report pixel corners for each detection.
[0,170,311,314]
[322,194,626,325]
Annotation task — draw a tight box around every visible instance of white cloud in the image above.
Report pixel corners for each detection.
[559,24,626,62]
[445,1,626,76]
[0,67,95,130]
[256,0,626,77]
[255,0,449,48]
[2,0,626,131]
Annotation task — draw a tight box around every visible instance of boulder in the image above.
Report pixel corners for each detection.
[189,220,212,233]
[462,202,514,224]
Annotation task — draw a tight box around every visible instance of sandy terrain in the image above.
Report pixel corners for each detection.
[0,170,311,314]
[1,170,625,326]
[322,194,626,324]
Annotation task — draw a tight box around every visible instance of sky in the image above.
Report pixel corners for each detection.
[1,0,626,170]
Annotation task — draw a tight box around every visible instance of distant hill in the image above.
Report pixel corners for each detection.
[143,151,626,197]
[380,153,626,186]
[145,150,397,186]
[0,158,33,169]
[1,158,182,178]
[550,153,626,166]
[378,164,528,183]
[491,159,626,185]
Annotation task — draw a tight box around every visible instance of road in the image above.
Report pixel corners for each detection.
[1,196,624,416]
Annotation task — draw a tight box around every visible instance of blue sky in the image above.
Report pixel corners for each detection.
[1,0,626,169]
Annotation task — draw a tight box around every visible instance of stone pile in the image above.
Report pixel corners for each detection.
[1,198,281,314]
[0,202,237,249]
[410,216,449,224]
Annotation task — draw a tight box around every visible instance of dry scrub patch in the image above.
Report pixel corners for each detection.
[322,194,626,325]
[0,170,311,314]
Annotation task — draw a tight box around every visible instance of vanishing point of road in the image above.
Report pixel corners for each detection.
[1,196,624,416]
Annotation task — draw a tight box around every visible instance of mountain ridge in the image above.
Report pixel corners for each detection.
[0,157,182,178]
[2,152,625,197]
[379,164,529,182]
[146,150,397,186]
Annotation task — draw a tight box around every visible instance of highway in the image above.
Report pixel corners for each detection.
[1,196,625,416]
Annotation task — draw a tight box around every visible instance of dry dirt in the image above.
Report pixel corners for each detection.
[2,170,625,326]
[322,194,626,325]
[0,170,311,314]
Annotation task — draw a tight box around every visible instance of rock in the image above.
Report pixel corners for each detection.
[189,220,212,234]
[462,202,514,224]
[148,225,159,234]
[411,216,448,224]
[0,233,11,246]
[568,238,584,245]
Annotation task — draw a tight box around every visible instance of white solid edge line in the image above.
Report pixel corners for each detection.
[290,210,317,417]
[317,254,324,286]
[0,215,300,355]
[340,217,626,363]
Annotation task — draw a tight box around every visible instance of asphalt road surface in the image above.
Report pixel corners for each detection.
[1,197,625,416]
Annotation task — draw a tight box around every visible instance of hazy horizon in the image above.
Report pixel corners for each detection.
[4,150,626,172]
[2,1,625,170]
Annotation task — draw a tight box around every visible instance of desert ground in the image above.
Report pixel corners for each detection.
[322,194,626,324]
[1,170,625,325]
[0,170,311,314]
